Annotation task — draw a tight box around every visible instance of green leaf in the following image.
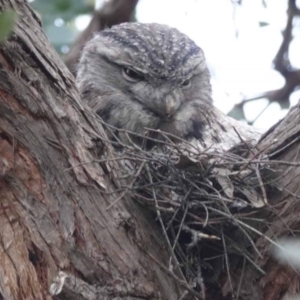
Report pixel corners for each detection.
[259,21,269,27]
[227,104,246,121]
[55,0,72,13]
[0,10,17,42]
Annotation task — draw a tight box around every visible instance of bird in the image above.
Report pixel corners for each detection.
[76,22,214,147]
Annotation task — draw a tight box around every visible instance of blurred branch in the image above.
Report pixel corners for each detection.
[64,0,139,75]
[228,0,300,121]
[233,70,300,105]
[273,0,299,74]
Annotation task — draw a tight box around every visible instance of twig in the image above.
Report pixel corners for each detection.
[146,251,203,299]
[106,161,145,210]
[221,228,233,295]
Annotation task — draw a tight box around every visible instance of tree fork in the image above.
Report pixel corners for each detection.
[1,0,300,300]
[0,0,183,299]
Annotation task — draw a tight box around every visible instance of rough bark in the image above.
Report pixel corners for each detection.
[228,106,300,300]
[1,1,300,300]
[0,1,182,299]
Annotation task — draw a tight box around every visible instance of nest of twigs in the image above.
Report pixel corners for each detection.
[101,122,277,296]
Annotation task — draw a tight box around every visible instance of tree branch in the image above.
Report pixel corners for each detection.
[229,0,300,120]
[64,0,139,75]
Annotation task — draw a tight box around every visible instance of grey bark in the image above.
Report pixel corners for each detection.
[0,1,182,299]
[0,0,300,300]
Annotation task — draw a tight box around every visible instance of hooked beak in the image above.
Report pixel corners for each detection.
[165,95,180,117]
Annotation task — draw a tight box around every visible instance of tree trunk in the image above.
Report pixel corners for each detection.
[231,107,300,300]
[1,1,300,300]
[0,1,184,299]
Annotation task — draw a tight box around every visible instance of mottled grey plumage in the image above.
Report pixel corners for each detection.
[77,22,213,145]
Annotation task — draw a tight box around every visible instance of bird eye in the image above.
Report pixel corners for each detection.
[122,67,144,82]
[182,79,191,88]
